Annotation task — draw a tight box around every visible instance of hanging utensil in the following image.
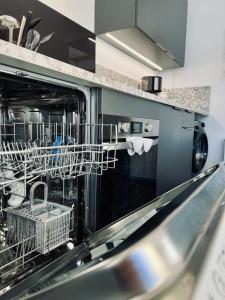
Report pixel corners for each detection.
[17,16,26,46]
[21,11,32,47]
[29,18,41,30]
[25,29,35,49]
[34,32,54,52]
[27,29,41,50]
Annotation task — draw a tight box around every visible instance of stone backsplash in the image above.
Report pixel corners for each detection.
[96,65,210,115]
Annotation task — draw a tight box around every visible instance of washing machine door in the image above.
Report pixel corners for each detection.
[192,125,208,173]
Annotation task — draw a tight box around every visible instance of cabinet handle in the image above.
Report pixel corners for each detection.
[15,71,28,77]
[182,126,194,130]
[173,106,185,111]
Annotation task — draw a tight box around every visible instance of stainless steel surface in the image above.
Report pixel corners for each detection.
[30,33,40,51]
[0,165,217,299]
[142,76,162,94]
[26,29,40,50]
[15,165,223,300]
[103,115,159,139]
[99,28,180,70]
[35,32,54,52]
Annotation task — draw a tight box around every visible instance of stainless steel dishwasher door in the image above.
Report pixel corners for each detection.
[9,164,225,300]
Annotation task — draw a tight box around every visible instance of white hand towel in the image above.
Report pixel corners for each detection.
[126,137,144,156]
[126,137,135,156]
[143,138,153,153]
[127,148,135,156]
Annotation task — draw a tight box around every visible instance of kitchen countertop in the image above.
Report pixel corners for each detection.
[0,40,209,115]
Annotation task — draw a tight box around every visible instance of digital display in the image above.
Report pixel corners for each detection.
[131,122,143,134]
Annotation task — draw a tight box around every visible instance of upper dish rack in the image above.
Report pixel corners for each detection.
[0,122,118,197]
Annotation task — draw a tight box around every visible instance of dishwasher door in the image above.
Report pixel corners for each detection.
[1,165,222,300]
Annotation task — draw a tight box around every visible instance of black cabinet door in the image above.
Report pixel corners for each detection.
[157,106,194,195]
[157,105,182,195]
[180,111,195,182]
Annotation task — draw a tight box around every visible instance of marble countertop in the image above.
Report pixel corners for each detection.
[0,40,209,115]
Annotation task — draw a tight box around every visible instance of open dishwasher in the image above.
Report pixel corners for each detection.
[0,68,118,293]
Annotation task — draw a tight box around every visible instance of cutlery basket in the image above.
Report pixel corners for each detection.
[5,181,72,254]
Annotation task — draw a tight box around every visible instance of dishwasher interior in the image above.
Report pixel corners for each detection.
[0,72,117,291]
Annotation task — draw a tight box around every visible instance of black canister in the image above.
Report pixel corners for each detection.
[142,76,162,94]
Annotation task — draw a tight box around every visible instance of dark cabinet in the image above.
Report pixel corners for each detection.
[157,105,194,195]
[137,0,188,66]
[95,0,136,35]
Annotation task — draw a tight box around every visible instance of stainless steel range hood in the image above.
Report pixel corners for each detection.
[95,0,188,71]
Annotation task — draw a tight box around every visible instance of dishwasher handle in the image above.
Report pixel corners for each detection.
[111,138,158,151]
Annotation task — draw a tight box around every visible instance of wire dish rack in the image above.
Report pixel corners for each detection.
[0,182,74,283]
[0,122,118,199]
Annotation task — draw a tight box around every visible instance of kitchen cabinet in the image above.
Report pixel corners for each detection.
[137,0,188,66]
[95,0,136,35]
[95,0,188,69]
[157,105,194,195]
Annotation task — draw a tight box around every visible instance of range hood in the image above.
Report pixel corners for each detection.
[95,0,188,71]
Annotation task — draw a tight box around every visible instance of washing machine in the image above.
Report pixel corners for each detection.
[192,121,208,173]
